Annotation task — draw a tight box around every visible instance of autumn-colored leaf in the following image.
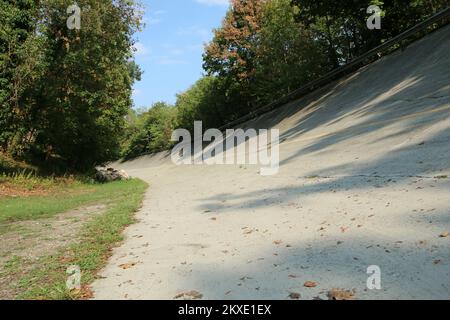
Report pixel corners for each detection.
[119,262,137,270]
[327,288,355,300]
[304,281,318,288]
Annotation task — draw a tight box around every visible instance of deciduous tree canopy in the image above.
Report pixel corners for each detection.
[1,0,142,171]
[1,0,447,165]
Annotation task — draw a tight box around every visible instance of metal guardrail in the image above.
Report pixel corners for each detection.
[219,7,450,130]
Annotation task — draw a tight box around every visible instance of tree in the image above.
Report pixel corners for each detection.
[203,0,329,117]
[0,0,41,154]
[203,0,264,115]
[123,102,177,159]
[28,0,142,170]
[292,0,448,66]
[254,0,328,105]
[176,76,227,132]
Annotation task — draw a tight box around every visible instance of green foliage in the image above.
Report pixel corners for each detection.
[254,0,328,105]
[122,102,177,159]
[176,76,227,131]
[292,0,448,66]
[29,0,142,170]
[201,0,329,121]
[0,151,36,174]
[0,0,41,153]
[203,0,263,116]
[2,0,446,163]
[0,0,142,171]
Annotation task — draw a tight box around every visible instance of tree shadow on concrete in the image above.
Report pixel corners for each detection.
[196,123,450,213]
[174,229,450,300]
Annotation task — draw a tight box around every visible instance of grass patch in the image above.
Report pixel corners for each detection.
[0,178,148,300]
[0,177,143,224]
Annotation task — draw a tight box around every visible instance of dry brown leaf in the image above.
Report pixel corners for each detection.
[327,288,355,300]
[119,262,137,270]
[439,232,449,238]
[174,290,203,300]
[304,281,318,288]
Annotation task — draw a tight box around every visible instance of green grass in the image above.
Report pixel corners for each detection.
[0,178,143,224]
[1,178,148,300]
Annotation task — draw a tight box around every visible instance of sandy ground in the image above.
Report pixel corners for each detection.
[92,26,450,300]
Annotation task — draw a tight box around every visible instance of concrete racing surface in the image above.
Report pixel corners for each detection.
[92,26,450,300]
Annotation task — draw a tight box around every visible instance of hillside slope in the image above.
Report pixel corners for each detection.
[92,25,450,300]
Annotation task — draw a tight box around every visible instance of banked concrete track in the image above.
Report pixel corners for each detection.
[92,25,450,300]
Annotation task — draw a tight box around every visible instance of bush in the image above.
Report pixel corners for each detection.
[122,102,177,159]
[176,76,228,132]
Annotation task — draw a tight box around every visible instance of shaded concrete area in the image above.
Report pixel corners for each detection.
[91,26,450,300]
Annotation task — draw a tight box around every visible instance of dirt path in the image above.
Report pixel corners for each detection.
[0,204,106,299]
[91,26,450,300]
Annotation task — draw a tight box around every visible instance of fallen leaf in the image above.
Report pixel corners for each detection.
[327,288,355,300]
[273,240,283,245]
[340,226,349,233]
[304,281,318,288]
[174,290,203,300]
[289,292,301,300]
[119,262,137,270]
[439,232,449,238]
[79,285,94,300]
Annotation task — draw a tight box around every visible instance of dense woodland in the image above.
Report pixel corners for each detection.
[1,0,447,170]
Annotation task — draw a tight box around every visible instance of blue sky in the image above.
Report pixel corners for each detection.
[132,0,229,109]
